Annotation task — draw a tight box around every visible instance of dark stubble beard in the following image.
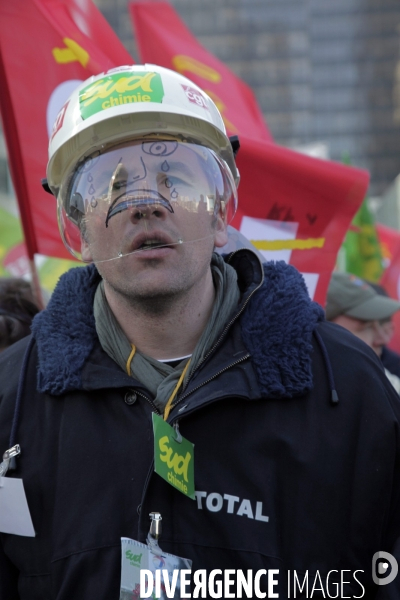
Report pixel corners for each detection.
[111,284,186,317]
[96,255,212,318]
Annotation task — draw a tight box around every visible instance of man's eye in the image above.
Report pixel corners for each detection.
[112,180,127,190]
[162,176,190,187]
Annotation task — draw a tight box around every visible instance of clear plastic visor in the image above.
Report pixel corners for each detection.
[57,139,237,263]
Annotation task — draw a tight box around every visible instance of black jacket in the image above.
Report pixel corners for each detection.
[0,251,399,599]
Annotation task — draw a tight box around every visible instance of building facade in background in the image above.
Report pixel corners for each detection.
[95,0,400,197]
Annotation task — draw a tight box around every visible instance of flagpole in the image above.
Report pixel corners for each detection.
[29,258,45,311]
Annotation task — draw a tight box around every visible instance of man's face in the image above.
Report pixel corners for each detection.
[332,314,393,356]
[372,318,394,356]
[76,140,229,302]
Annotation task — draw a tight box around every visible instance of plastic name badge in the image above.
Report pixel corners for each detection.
[0,477,35,536]
[152,414,195,499]
[120,537,192,599]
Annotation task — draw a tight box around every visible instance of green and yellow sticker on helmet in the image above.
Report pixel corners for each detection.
[79,71,164,119]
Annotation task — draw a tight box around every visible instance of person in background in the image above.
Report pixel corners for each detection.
[326,272,400,391]
[0,278,40,352]
[368,281,400,378]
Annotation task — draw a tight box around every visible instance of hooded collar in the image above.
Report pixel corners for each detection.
[31,251,324,398]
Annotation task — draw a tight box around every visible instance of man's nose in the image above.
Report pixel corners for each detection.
[129,200,171,224]
[373,321,392,346]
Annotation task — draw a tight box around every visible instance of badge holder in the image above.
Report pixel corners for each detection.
[120,512,192,599]
[152,414,195,499]
[0,444,20,477]
[0,444,35,537]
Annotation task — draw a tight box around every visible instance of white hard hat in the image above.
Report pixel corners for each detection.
[46,65,239,262]
[47,64,239,196]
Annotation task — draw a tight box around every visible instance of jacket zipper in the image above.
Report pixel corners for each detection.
[171,352,251,413]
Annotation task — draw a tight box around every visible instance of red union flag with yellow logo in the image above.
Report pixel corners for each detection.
[0,0,133,260]
[129,0,272,142]
[231,138,369,303]
[130,1,369,304]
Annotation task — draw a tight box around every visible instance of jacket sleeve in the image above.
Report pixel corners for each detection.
[0,343,24,599]
[0,537,20,600]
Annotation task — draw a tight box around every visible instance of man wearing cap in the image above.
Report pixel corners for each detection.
[0,65,400,599]
[326,272,400,391]
[369,282,400,379]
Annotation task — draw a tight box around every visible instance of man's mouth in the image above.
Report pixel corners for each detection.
[129,231,178,253]
[137,238,170,251]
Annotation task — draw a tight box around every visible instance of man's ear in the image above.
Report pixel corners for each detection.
[213,211,228,248]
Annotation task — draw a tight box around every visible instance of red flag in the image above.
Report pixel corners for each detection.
[129,1,272,142]
[0,0,133,260]
[231,137,369,304]
[129,2,369,304]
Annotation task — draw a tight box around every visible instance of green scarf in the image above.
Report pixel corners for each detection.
[94,253,240,412]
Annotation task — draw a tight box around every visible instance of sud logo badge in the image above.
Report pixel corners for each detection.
[79,71,164,119]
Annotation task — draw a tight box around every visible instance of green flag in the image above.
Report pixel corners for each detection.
[342,198,384,282]
[339,152,383,282]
